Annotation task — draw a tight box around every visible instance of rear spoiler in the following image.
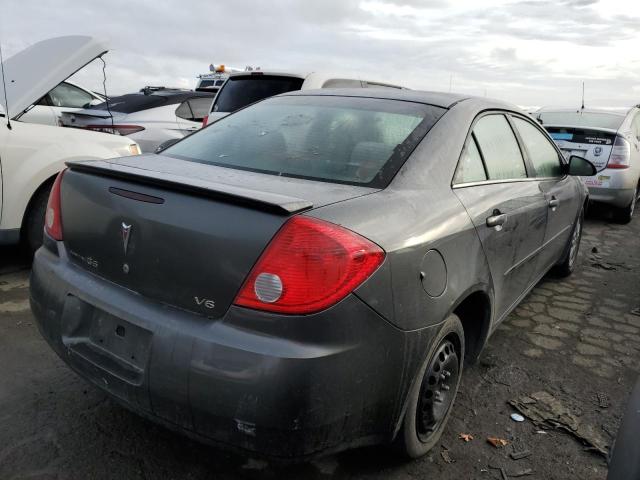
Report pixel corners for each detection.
[66,159,313,215]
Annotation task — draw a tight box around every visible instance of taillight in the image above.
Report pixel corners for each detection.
[608,136,631,169]
[84,124,145,136]
[234,216,385,314]
[45,169,66,241]
[201,115,209,127]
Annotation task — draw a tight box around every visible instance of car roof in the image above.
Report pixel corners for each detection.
[280,88,472,109]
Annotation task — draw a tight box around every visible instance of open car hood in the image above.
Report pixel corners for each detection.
[0,36,108,119]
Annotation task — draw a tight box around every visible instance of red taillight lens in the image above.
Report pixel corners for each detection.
[201,115,209,127]
[234,216,385,315]
[45,169,66,241]
[84,124,145,136]
[607,136,631,169]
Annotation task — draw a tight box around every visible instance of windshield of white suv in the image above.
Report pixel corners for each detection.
[212,75,305,113]
[537,111,625,130]
[167,95,445,188]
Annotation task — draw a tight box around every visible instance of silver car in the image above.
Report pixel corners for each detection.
[535,107,640,223]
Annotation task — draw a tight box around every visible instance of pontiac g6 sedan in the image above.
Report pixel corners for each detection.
[30,89,595,460]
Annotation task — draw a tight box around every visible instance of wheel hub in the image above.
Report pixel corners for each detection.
[416,338,460,441]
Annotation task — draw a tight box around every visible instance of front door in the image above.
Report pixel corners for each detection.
[453,113,548,321]
[510,116,580,272]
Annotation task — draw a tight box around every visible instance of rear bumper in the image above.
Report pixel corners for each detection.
[0,228,20,245]
[584,168,638,208]
[588,186,635,208]
[30,241,435,459]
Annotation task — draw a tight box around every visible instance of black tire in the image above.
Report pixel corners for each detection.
[396,314,465,459]
[551,206,584,278]
[23,184,52,256]
[612,186,637,224]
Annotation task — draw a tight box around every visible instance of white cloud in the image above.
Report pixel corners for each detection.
[1,0,639,108]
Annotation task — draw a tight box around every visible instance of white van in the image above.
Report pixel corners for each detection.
[203,71,405,125]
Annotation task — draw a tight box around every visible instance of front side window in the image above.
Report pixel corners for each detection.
[512,117,562,178]
[473,115,527,180]
[48,83,94,108]
[453,136,486,184]
[166,95,445,187]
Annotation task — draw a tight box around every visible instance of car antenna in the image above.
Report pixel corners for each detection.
[0,40,12,130]
[99,55,115,132]
[580,81,585,112]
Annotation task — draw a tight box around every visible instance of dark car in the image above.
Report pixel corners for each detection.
[30,89,595,460]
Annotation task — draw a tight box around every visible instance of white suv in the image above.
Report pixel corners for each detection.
[0,36,140,253]
[203,71,405,125]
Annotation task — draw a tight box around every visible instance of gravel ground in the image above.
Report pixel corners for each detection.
[1,209,638,480]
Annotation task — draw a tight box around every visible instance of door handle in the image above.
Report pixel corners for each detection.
[486,211,507,228]
[549,197,559,209]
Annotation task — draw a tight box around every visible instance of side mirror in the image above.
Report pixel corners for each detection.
[567,155,597,177]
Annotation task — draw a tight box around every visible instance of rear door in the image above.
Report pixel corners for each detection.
[453,113,548,321]
[511,115,578,271]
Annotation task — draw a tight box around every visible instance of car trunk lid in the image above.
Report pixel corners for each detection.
[60,156,378,317]
[545,126,617,172]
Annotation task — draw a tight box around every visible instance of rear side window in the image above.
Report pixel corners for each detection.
[176,97,212,122]
[453,137,486,184]
[473,115,527,180]
[212,76,304,113]
[322,79,363,88]
[166,95,445,188]
[512,117,562,177]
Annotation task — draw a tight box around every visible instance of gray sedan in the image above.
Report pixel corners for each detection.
[30,89,594,460]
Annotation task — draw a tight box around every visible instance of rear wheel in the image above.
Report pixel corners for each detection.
[23,185,52,256]
[552,206,583,278]
[397,314,464,458]
[613,186,637,224]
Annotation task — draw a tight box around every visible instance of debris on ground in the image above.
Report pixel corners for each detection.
[591,246,598,254]
[459,432,474,442]
[510,413,525,422]
[510,468,534,477]
[596,392,610,409]
[510,449,532,460]
[440,448,454,464]
[487,436,509,448]
[488,465,509,480]
[509,391,609,457]
[631,307,640,317]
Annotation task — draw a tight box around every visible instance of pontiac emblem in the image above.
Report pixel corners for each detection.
[121,222,132,255]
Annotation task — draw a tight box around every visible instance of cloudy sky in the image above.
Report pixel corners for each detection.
[2,0,640,108]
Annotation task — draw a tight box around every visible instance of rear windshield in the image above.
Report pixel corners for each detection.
[166,95,445,188]
[212,75,304,113]
[537,111,625,130]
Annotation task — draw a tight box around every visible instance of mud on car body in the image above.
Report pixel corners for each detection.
[30,89,593,460]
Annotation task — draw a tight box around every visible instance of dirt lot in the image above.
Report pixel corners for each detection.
[1,210,639,480]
